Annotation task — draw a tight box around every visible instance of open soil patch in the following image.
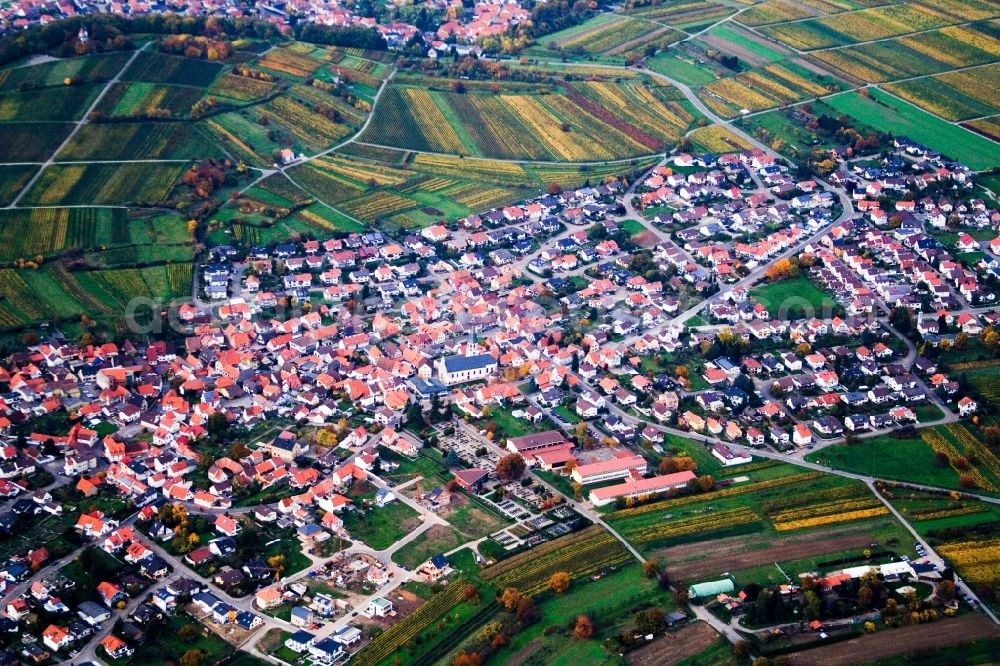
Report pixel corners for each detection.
[507,638,545,666]
[787,615,998,665]
[632,230,661,248]
[654,528,875,580]
[628,621,721,666]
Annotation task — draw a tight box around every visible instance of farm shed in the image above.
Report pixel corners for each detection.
[688,578,735,599]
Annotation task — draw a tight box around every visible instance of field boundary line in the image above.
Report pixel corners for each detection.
[6,42,150,210]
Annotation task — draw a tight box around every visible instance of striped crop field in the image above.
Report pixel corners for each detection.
[310,155,410,187]
[408,154,531,184]
[699,63,830,117]
[292,83,366,125]
[21,163,184,206]
[689,125,755,153]
[760,3,974,50]
[810,22,1000,84]
[0,208,129,261]
[556,15,661,54]
[964,115,1000,141]
[359,80,696,161]
[255,46,323,77]
[628,0,735,30]
[57,122,218,161]
[258,95,352,151]
[883,62,1000,122]
[95,81,204,119]
[287,164,367,205]
[209,72,277,102]
[340,191,416,221]
[121,51,223,87]
[736,0,817,27]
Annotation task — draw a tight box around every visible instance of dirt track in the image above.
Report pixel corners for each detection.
[628,621,721,666]
[788,615,999,665]
[653,528,877,581]
[605,25,675,57]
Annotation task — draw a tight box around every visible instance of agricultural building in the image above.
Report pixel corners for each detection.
[688,578,735,599]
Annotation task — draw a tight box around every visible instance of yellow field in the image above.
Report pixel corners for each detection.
[312,155,410,187]
[689,125,755,153]
[501,94,597,161]
[401,88,466,154]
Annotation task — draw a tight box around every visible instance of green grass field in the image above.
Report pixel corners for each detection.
[805,434,964,489]
[455,565,666,666]
[751,276,840,320]
[979,174,1000,197]
[885,487,1000,537]
[392,495,511,569]
[381,448,451,485]
[647,52,720,86]
[123,616,268,666]
[738,107,841,158]
[341,500,422,550]
[824,88,1000,170]
[620,218,649,236]
[661,432,724,475]
[201,110,283,166]
[914,403,945,423]
[704,24,787,63]
[478,407,558,442]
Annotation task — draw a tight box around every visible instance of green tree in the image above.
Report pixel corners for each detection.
[206,412,229,439]
[634,608,665,635]
[804,590,821,620]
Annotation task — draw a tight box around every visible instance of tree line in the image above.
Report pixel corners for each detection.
[0,13,282,67]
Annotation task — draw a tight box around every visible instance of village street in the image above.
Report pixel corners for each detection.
[32,48,997,666]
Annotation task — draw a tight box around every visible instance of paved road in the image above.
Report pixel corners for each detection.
[6,43,149,210]
[866,478,1000,625]
[29,37,998,663]
[560,382,997,624]
[279,69,397,227]
[452,419,646,564]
